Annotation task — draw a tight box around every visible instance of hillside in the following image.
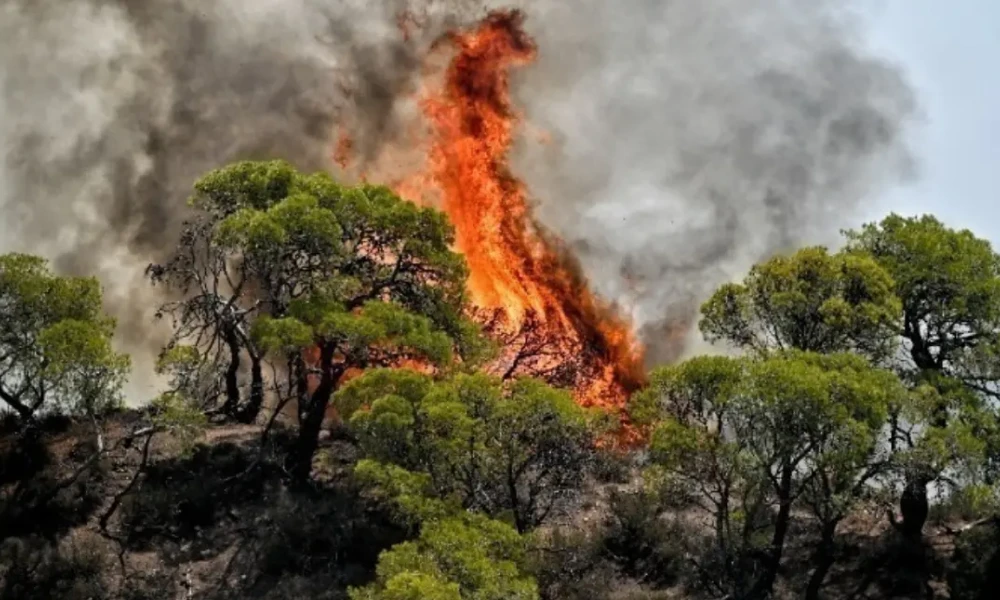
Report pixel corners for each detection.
[2,165,1000,600]
[1,409,996,600]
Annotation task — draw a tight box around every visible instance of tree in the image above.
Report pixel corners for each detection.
[845,214,1000,536]
[700,246,901,362]
[147,161,303,422]
[0,253,129,423]
[180,161,486,479]
[844,214,1000,396]
[349,461,538,600]
[630,352,905,600]
[336,370,605,533]
[348,514,538,600]
[151,161,488,479]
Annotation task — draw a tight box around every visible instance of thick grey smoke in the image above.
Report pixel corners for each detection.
[510,0,918,362]
[0,0,481,399]
[0,0,917,398]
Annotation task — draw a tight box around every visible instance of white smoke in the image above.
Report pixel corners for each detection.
[0,0,917,398]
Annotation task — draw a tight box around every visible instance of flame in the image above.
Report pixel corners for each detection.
[334,10,646,414]
[416,10,645,410]
[333,130,353,171]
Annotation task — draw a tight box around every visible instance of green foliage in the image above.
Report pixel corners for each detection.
[153,160,486,478]
[341,370,604,532]
[845,213,1000,379]
[153,161,484,428]
[213,164,476,361]
[251,317,317,355]
[265,298,456,368]
[0,253,129,421]
[201,163,473,341]
[629,355,742,429]
[190,159,299,215]
[149,392,208,453]
[350,514,537,600]
[699,246,901,361]
[839,214,1000,543]
[632,351,906,598]
[153,344,224,411]
[948,523,1000,600]
[354,459,455,525]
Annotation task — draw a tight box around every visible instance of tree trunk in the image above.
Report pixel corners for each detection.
[288,345,338,481]
[900,329,939,542]
[507,459,526,533]
[221,328,242,417]
[0,388,35,423]
[805,521,839,600]
[751,464,794,600]
[899,477,929,539]
[237,354,264,424]
[716,490,730,555]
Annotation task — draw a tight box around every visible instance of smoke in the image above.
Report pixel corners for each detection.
[509,0,918,363]
[0,0,480,399]
[0,0,916,397]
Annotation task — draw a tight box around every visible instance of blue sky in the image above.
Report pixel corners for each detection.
[863,1,1000,243]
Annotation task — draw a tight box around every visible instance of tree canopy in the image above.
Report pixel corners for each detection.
[6,152,1000,600]
[632,351,907,599]
[699,246,901,361]
[349,513,537,600]
[844,213,1000,393]
[337,369,605,532]
[149,161,489,478]
[0,253,129,423]
[843,214,1000,536]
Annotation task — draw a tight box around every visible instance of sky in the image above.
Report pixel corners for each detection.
[863,0,1000,243]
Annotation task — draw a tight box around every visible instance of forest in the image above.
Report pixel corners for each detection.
[2,160,999,600]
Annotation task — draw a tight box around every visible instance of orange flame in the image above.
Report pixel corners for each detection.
[334,10,646,414]
[417,10,646,409]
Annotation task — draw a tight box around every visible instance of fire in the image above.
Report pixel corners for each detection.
[417,10,645,409]
[336,10,647,412]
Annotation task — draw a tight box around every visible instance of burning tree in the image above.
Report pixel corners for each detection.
[152,11,653,481]
[344,10,647,411]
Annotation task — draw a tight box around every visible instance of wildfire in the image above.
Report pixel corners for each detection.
[336,10,647,411]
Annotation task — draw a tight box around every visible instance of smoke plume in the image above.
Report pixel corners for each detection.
[0,0,917,398]
[508,0,918,362]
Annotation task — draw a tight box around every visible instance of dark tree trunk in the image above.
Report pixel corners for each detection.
[221,328,241,417]
[0,389,35,423]
[751,464,795,600]
[900,326,938,542]
[506,460,526,534]
[899,478,929,539]
[288,345,339,481]
[237,354,264,424]
[805,521,839,600]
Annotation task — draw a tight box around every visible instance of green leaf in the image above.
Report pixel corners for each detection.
[251,317,314,353]
[0,253,130,419]
[699,246,901,360]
